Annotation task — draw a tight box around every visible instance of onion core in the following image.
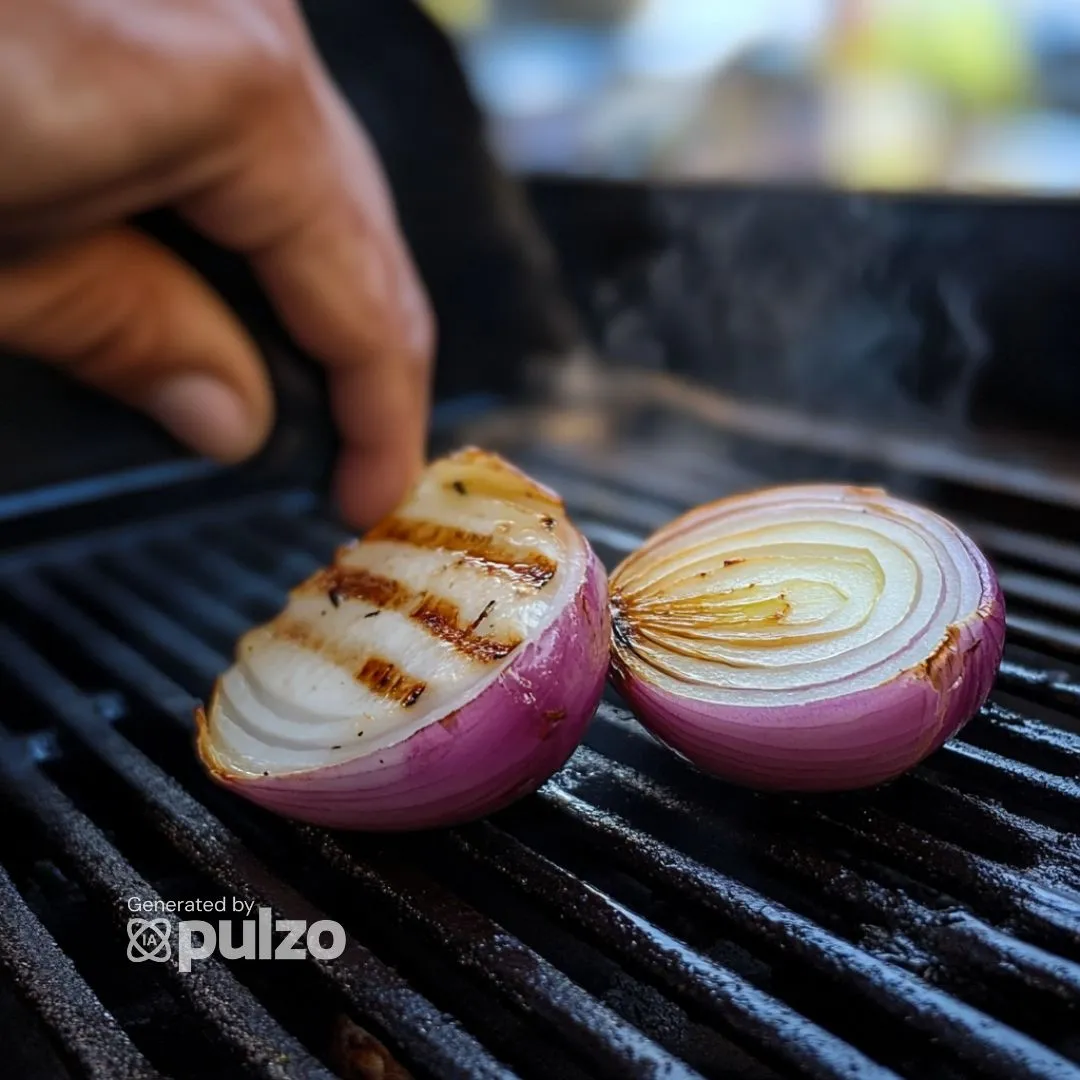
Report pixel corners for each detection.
[608,484,1005,791]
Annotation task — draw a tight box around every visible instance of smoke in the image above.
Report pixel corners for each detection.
[589,186,993,436]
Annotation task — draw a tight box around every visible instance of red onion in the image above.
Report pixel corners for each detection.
[196,448,610,831]
[608,484,1005,792]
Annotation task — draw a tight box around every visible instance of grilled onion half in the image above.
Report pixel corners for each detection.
[608,484,1005,792]
[196,449,610,830]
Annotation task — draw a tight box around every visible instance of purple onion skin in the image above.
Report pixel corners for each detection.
[611,549,1006,793]
[200,544,610,831]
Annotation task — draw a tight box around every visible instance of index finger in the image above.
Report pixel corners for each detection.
[180,54,435,529]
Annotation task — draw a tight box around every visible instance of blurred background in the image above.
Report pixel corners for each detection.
[7,0,1080,511]
[417,0,1080,195]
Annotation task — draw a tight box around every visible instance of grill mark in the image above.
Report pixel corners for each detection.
[273,618,345,661]
[270,619,427,706]
[356,658,427,706]
[412,596,517,663]
[313,567,410,609]
[304,567,522,663]
[365,517,557,588]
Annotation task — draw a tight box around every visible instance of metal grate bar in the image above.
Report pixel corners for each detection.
[249,514,356,558]
[965,523,1080,581]
[578,721,1075,959]
[98,548,255,642]
[821,766,1072,877]
[932,740,1080,823]
[935,739,1080,809]
[813,794,1080,950]
[569,732,1080,1007]
[199,523,324,587]
[538,773,1080,1080]
[0,718,336,1079]
[0,490,317,578]
[442,821,897,1080]
[636,372,1080,511]
[0,619,518,1080]
[877,762,1080,877]
[45,562,226,686]
[996,571,1080,623]
[996,663,1080,724]
[291,826,710,1080]
[513,444,764,512]
[578,720,1080,958]
[144,539,291,614]
[4,575,201,713]
[590,698,1077,874]
[948,708,1080,788]
[978,707,1080,778]
[1003,613,1080,660]
[0,860,160,1080]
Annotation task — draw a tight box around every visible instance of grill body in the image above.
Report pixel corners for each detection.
[0,374,1078,1080]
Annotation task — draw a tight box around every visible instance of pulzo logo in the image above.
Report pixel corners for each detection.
[126,900,345,973]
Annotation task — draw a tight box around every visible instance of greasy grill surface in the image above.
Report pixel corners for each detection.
[0,398,1078,1080]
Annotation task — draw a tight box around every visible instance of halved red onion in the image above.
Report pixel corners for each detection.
[196,448,610,831]
[608,484,1005,792]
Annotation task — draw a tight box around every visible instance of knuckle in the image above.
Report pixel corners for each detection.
[225,21,306,106]
[54,240,171,379]
[75,276,168,384]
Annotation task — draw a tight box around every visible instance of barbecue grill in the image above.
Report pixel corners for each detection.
[2,7,1080,1076]
[2,329,1079,1078]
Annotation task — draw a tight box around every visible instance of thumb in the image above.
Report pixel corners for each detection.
[0,226,274,463]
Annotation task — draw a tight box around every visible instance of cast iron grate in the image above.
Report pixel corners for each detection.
[0,393,1078,1080]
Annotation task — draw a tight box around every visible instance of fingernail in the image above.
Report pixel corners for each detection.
[143,374,258,463]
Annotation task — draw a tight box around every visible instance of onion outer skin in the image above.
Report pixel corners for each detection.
[197,544,610,831]
[609,487,1006,792]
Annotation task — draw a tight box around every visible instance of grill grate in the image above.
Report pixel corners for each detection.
[0,392,1078,1080]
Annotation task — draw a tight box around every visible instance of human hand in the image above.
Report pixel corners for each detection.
[0,0,435,527]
